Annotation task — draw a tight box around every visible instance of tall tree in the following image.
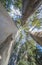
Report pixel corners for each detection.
[22,0,42,25]
[22,0,42,46]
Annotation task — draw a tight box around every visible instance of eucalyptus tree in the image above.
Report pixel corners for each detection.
[0,0,42,65]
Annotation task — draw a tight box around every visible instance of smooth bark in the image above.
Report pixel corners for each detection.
[0,2,18,65]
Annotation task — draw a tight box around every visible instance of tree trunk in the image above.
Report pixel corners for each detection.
[30,31,42,46]
[0,2,18,65]
[22,0,42,25]
[22,0,42,46]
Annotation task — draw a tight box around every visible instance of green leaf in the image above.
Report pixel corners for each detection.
[32,19,40,28]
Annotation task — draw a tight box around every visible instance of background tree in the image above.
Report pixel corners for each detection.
[0,0,42,65]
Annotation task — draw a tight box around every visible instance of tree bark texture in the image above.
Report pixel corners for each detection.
[22,0,42,25]
[0,2,18,65]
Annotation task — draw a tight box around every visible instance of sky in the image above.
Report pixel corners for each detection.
[8,4,21,20]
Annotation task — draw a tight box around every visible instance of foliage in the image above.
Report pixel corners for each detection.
[0,0,42,65]
[0,0,13,11]
[14,0,22,10]
[8,4,42,65]
[0,0,22,10]
[8,26,37,65]
[17,60,28,65]
[0,0,6,6]
[32,18,40,28]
